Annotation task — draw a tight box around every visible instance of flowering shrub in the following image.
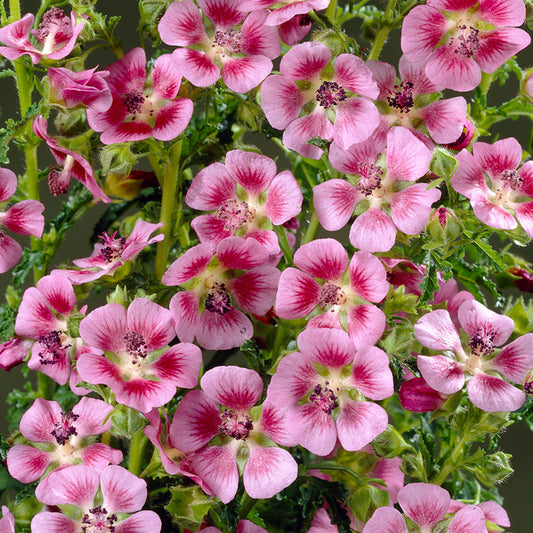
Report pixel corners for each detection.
[0,1,532,532]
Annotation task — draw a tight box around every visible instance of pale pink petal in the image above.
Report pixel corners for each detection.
[196,308,253,350]
[230,266,280,315]
[198,0,245,28]
[0,234,22,274]
[333,97,380,150]
[467,374,525,412]
[186,163,234,210]
[38,465,99,507]
[101,465,147,513]
[260,75,304,129]
[162,243,213,286]
[169,291,200,344]
[79,303,128,353]
[217,236,270,269]
[259,400,298,447]
[275,268,320,319]
[294,238,348,280]
[2,199,44,236]
[36,275,76,316]
[279,41,331,79]
[225,150,277,196]
[72,397,114,438]
[126,298,175,351]
[237,520,269,533]
[19,398,61,442]
[241,10,281,58]
[399,376,448,412]
[477,501,510,527]
[297,327,355,368]
[422,97,468,144]
[278,15,311,46]
[417,355,465,394]
[222,55,273,93]
[367,60,396,99]
[479,0,525,25]
[473,138,522,177]
[447,506,487,533]
[489,334,533,382]
[76,352,123,391]
[477,28,530,73]
[190,445,239,503]
[7,445,50,483]
[244,445,297,499]
[349,250,389,302]
[282,111,334,159]
[391,184,441,235]
[451,149,488,199]
[337,400,388,451]
[415,309,462,351]
[81,443,124,472]
[515,202,533,237]
[31,513,78,533]
[349,208,397,253]
[158,0,205,46]
[171,48,219,87]
[100,120,153,144]
[117,378,178,412]
[153,98,193,141]
[264,171,302,224]
[398,55,442,94]
[289,403,337,456]
[386,127,432,181]
[15,287,62,338]
[346,305,386,349]
[151,343,202,389]
[333,54,379,98]
[0,168,16,201]
[398,483,449,528]
[351,346,394,400]
[105,47,146,94]
[114,511,162,533]
[362,507,408,533]
[328,132,383,175]
[201,365,264,410]
[313,179,358,231]
[191,214,232,246]
[457,300,514,346]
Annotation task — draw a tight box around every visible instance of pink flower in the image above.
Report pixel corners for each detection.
[33,116,111,202]
[170,366,298,503]
[159,0,280,93]
[31,465,161,533]
[86,47,193,144]
[0,168,44,273]
[275,238,389,349]
[0,8,84,64]
[267,328,393,456]
[0,337,33,370]
[51,219,163,284]
[415,299,533,412]
[185,149,302,257]
[14,275,83,387]
[0,506,14,533]
[163,237,280,350]
[202,521,268,533]
[314,127,439,253]
[450,137,533,237]
[363,483,488,533]
[77,298,202,413]
[261,41,380,159]
[279,14,313,45]
[367,56,467,146]
[401,0,531,91]
[7,397,122,485]
[398,370,450,413]
[449,499,510,532]
[239,0,329,25]
[48,66,112,111]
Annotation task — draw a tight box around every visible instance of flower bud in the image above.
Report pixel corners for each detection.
[427,206,462,242]
[444,119,475,150]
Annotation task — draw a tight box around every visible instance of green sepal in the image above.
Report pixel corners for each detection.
[164,485,214,532]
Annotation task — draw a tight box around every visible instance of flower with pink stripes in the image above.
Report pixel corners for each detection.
[275,238,389,349]
[169,366,298,503]
[268,328,393,456]
[159,0,280,93]
[239,0,329,26]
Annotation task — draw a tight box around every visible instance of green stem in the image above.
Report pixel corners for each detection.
[128,430,148,476]
[155,139,183,279]
[36,371,54,400]
[239,493,257,520]
[309,462,363,485]
[325,0,338,20]
[301,211,320,245]
[367,25,391,60]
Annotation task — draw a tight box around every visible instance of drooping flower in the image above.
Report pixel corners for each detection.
[363,483,488,533]
[414,299,533,412]
[0,8,84,64]
[0,337,33,370]
[261,41,380,159]
[77,298,202,413]
[399,369,450,413]
[239,0,329,26]
[185,149,302,257]
[31,465,161,533]
[170,366,298,503]
[7,397,122,486]
[401,0,531,92]
[86,47,193,144]
[450,137,533,237]
[267,328,393,456]
[51,219,163,284]
[0,168,45,273]
[33,116,111,203]
[275,238,389,348]
[367,56,467,147]
[314,127,438,252]
[48,66,112,111]
[163,237,280,350]
[279,14,313,45]
[0,506,14,533]
[159,0,280,93]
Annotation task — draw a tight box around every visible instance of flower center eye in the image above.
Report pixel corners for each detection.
[48,166,70,197]
[51,410,80,445]
[122,90,146,115]
[451,24,480,59]
[387,81,414,113]
[81,506,118,533]
[123,331,148,364]
[38,330,70,365]
[468,329,496,357]
[213,29,243,54]
[501,169,523,190]
[205,282,232,315]
[32,7,70,43]
[216,199,254,231]
[99,231,127,263]
[319,282,346,307]
[297,14,313,26]
[218,409,254,440]
[316,81,347,109]
[309,382,339,415]
[354,163,384,196]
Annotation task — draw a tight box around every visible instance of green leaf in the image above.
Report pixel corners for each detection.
[164,485,213,531]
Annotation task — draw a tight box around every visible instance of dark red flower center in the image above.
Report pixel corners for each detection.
[354,163,384,196]
[387,81,414,113]
[218,409,253,440]
[319,282,345,307]
[99,231,126,263]
[51,410,80,445]
[205,282,232,315]
[216,199,254,232]
[122,90,146,115]
[32,7,71,44]
[316,81,347,109]
[468,329,496,357]
[81,506,118,533]
[38,330,70,365]
[123,331,148,364]
[298,14,313,26]
[309,382,339,415]
[213,29,243,54]
[501,169,523,190]
[451,24,480,59]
